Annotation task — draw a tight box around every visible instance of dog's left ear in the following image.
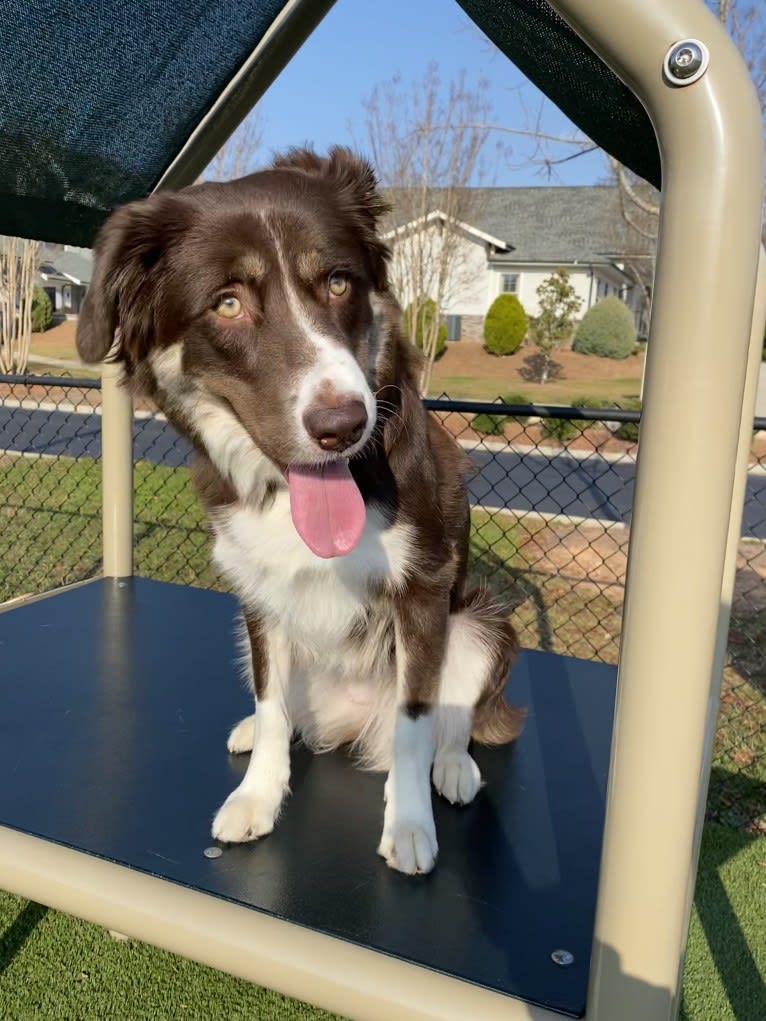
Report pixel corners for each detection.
[272,146,391,289]
[77,192,187,368]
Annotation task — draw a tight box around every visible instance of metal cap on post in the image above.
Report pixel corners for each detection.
[101,361,134,578]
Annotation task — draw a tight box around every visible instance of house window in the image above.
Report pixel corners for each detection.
[501,273,519,294]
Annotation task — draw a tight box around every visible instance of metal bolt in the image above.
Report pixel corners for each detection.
[203,846,223,859]
[551,949,575,967]
[664,40,709,86]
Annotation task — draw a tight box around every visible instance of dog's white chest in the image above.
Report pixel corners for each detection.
[212,493,411,649]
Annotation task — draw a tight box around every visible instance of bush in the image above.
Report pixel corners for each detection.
[572,296,636,359]
[483,294,527,355]
[541,416,580,443]
[502,391,532,424]
[403,298,447,359]
[31,286,53,333]
[614,397,641,442]
[472,413,507,436]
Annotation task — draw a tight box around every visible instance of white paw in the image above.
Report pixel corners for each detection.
[227,714,255,754]
[211,789,284,843]
[378,822,438,875]
[432,751,482,805]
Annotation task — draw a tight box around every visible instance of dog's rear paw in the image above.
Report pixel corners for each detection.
[227,714,255,754]
[378,823,438,875]
[211,791,281,843]
[432,751,482,805]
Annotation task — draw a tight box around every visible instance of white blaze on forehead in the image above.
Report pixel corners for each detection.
[265,228,377,455]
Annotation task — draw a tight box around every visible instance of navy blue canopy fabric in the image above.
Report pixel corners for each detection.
[0,0,285,245]
[457,0,661,190]
[0,0,661,247]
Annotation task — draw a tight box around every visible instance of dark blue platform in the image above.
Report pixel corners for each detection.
[0,578,616,1017]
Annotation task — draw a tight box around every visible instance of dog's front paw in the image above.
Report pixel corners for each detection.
[211,789,284,843]
[432,751,482,805]
[227,714,255,754]
[378,821,438,875]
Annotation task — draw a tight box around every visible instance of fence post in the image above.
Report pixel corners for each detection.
[101,362,133,578]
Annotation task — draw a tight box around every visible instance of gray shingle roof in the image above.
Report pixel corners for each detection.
[51,249,93,284]
[384,185,656,265]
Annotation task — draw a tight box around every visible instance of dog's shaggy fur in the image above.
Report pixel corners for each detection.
[77,147,522,874]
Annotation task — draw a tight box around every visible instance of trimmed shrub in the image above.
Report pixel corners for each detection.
[614,397,641,442]
[31,286,53,333]
[483,293,527,355]
[403,298,447,359]
[572,296,636,359]
[502,391,532,424]
[472,413,507,436]
[541,416,580,443]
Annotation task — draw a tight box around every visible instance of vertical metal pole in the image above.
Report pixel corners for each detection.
[545,2,764,1020]
[101,361,133,578]
[685,247,766,955]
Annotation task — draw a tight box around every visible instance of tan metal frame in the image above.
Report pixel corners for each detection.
[2,0,764,1019]
[155,0,337,191]
[101,362,134,578]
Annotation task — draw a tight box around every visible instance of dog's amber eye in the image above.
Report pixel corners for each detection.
[214,295,243,319]
[328,273,348,297]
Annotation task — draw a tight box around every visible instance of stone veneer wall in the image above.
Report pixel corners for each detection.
[456,314,484,343]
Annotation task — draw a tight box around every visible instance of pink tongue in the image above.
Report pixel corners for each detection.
[287,461,366,559]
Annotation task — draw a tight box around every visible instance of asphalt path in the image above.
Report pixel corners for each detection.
[1,404,764,538]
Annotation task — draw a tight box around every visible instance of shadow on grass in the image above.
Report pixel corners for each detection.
[468,527,557,655]
[0,900,48,977]
[681,803,766,1021]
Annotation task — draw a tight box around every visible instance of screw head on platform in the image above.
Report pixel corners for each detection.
[203,845,223,859]
[551,948,575,967]
[664,40,709,86]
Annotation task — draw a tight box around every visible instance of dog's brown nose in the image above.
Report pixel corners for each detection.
[303,399,368,452]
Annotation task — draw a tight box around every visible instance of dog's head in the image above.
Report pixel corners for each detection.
[78,148,404,488]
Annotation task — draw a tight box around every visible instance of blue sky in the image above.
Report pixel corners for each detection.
[247,0,607,187]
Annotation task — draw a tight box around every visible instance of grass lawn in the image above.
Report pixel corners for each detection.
[428,343,644,406]
[430,372,642,406]
[1,454,764,1017]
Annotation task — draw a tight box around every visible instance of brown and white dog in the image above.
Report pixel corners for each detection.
[76,147,522,875]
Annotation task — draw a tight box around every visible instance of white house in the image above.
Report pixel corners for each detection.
[382,185,655,342]
[37,244,93,319]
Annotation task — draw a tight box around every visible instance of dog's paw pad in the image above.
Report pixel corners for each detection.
[227,714,255,754]
[378,824,438,875]
[432,752,482,805]
[211,793,279,843]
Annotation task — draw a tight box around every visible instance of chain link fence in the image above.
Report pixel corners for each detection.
[1,373,764,834]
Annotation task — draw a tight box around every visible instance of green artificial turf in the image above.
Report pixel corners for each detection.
[0,894,342,1021]
[681,824,766,1021]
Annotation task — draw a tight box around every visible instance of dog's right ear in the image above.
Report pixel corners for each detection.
[77,193,186,367]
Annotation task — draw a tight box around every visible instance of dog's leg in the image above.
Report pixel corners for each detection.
[212,621,292,843]
[227,713,255,753]
[432,612,489,805]
[378,584,447,875]
[433,601,521,805]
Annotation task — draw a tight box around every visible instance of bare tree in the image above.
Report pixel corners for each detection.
[199,110,265,182]
[364,64,492,393]
[0,236,39,373]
